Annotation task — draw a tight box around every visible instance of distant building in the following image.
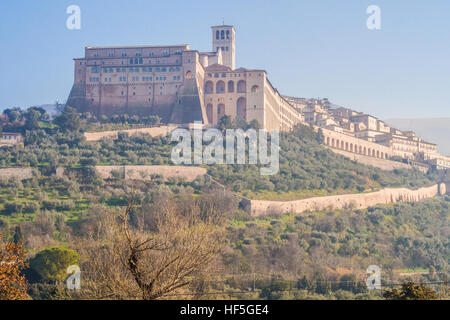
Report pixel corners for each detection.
[0,132,23,147]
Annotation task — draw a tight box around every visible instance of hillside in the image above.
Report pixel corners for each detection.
[0,113,448,300]
[218,197,450,299]
[208,125,438,200]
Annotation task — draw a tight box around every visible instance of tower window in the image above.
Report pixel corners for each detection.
[221,30,225,39]
[226,30,230,39]
[216,31,219,40]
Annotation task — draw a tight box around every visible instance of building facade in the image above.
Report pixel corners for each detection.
[67,25,302,131]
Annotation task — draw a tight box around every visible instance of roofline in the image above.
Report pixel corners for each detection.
[85,44,189,49]
[211,25,235,30]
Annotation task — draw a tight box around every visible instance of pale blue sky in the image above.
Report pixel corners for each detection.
[1,0,449,119]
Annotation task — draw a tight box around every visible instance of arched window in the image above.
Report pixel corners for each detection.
[216,31,219,40]
[251,85,260,93]
[185,71,192,79]
[226,30,230,39]
[221,30,225,39]
[236,97,246,120]
[228,80,234,93]
[205,81,214,94]
[206,104,213,124]
[216,80,225,93]
[237,80,246,93]
[218,104,225,120]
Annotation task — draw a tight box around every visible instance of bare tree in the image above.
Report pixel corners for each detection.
[77,196,224,300]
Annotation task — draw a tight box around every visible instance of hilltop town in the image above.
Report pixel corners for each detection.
[283,96,450,170]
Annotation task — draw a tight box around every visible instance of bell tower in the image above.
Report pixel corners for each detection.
[211,25,235,70]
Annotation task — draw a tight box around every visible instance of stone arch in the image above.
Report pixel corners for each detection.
[372,150,376,157]
[377,150,380,158]
[228,80,234,93]
[381,152,384,159]
[205,81,214,94]
[206,104,213,124]
[185,70,192,79]
[237,80,246,93]
[251,85,260,93]
[341,141,345,149]
[331,138,335,147]
[345,142,349,151]
[350,143,353,152]
[216,80,225,93]
[367,148,371,156]
[326,137,330,145]
[236,97,246,120]
[336,140,340,148]
[218,103,225,120]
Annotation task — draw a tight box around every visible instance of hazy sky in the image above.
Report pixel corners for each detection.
[1,0,449,119]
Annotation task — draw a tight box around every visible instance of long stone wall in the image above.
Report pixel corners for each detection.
[84,125,177,142]
[249,184,441,216]
[95,165,206,182]
[0,168,33,180]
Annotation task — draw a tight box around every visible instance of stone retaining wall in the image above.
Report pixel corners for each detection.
[249,184,441,216]
[84,125,177,141]
[95,165,206,182]
[0,168,33,180]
